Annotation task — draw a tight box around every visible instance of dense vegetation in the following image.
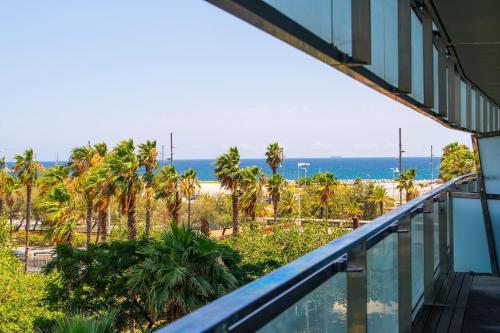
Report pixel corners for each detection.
[0,140,431,332]
[439,141,475,181]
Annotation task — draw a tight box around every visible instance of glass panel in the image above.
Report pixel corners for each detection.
[367,234,398,332]
[433,202,440,271]
[411,213,424,308]
[263,0,333,43]
[471,89,477,131]
[478,136,500,194]
[460,80,467,128]
[368,0,398,86]
[332,0,352,55]
[432,45,439,114]
[258,273,347,332]
[453,197,492,273]
[410,11,424,103]
[488,200,500,263]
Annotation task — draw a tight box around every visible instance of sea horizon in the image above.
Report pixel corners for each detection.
[5,156,441,181]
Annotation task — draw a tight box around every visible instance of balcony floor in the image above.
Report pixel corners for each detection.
[413,272,500,332]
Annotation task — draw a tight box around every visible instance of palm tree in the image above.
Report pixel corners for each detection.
[69,144,105,245]
[155,165,182,224]
[239,166,266,221]
[4,175,20,239]
[39,183,82,244]
[396,168,418,203]
[267,174,287,224]
[0,157,7,216]
[180,168,200,227]
[265,142,283,176]
[369,186,395,216]
[127,224,237,327]
[53,310,117,333]
[138,140,158,238]
[107,140,141,240]
[345,203,363,229]
[214,147,241,234]
[84,164,115,242]
[314,172,337,219]
[13,148,44,272]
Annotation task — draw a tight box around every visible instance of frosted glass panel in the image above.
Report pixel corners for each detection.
[367,234,398,332]
[259,273,347,333]
[488,200,500,262]
[332,0,352,55]
[263,0,333,43]
[410,12,424,103]
[453,198,492,273]
[478,136,500,194]
[368,0,398,86]
[411,213,424,307]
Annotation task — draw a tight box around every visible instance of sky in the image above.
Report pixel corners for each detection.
[0,0,472,160]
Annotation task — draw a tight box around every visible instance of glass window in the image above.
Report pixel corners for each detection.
[432,46,439,114]
[332,0,352,55]
[263,0,333,43]
[460,80,467,128]
[368,0,398,86]
[471,89,477,131]
[411,11,424,103]
[479,95,484,132]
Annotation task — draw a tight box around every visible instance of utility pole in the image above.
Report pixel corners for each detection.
[399,128,403,206]
[430,145,434,190]
[170,132,174,167]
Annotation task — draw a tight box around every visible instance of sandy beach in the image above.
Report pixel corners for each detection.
[198,179,441,201]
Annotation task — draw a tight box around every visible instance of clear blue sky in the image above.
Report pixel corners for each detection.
[0,0,471,160]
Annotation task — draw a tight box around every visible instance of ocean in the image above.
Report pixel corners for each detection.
[7,157,440,181]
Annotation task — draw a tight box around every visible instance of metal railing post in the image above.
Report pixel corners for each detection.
[347,242,367,333]
[423,198,435,302]
[398,213,412,333]
[439,191,449,275]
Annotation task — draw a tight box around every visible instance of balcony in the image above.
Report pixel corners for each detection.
[154,172,500,332]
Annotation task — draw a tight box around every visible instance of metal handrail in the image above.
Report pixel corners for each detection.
[157,174,476,333]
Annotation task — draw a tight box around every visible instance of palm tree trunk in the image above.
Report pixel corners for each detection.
[128,196,137,240]
[24,185,31,273]
[352,216,359,229]
[0,199,4,216]
[100,210,108,242]
[232,191,239,235]
[201,217,209,236]
[273,202,278,224]
[145,202,152,239]
[95,220,101,244]
[66,229,73,244]
[9,209,13,240]
[187,198,192,228]
[380,202,384,215]
[86,199,93,245]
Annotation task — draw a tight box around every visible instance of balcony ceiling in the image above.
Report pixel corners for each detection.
[432,0,500,104]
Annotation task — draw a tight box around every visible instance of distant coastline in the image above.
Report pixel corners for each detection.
[5,156,441,181]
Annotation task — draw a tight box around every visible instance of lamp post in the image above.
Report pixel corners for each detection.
[297,162,310,223]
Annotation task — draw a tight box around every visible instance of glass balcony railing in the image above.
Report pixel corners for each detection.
[156,174,477,333]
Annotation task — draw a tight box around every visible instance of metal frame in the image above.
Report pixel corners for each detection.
[157,174,475,333]
[347,242,367,333]
[472,134,499,275]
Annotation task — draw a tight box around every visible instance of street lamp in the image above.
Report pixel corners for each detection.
[297,162,310,223]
